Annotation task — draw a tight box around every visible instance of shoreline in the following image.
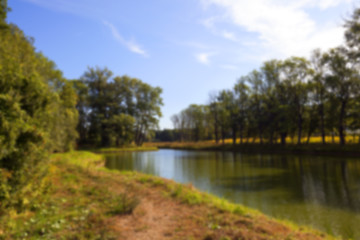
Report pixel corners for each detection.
[150,142,360,158]
[1,151,337,239]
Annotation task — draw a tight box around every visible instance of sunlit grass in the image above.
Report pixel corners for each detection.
[79,146,158,153]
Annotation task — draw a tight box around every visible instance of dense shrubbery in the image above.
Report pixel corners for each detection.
[0,2,78,209]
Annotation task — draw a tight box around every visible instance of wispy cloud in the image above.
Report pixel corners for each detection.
[201,17,239,42]
[222,30,237,41]
[103,21,148,57]
[195,52,216,65]
[201,0,355,59]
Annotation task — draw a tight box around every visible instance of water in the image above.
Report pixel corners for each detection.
[105,149,360,239]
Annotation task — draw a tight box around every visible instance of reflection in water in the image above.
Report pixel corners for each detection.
[105,150,360,239]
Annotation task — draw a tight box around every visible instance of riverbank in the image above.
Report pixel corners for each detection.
[79,146,158,154]
[0,151,337,239]
[148,142,360,157]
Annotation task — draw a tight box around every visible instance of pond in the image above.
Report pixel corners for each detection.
[105,149,360,239]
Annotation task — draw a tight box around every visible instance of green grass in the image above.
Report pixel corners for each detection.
[0,151,136,239]
[81,146,158,153]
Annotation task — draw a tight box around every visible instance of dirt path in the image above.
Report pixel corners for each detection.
[112,185,206,240]
[102,172,327,240]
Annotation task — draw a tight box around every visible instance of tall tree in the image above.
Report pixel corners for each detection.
[261,60,282,144]
[246,70,265,143]
[281,57,310,144]
[323,47,360,145]
[81,67,113,146]
[309,49,328,144]
[234,78,249,144]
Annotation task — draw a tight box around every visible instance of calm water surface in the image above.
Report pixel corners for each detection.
[105,149,360,239]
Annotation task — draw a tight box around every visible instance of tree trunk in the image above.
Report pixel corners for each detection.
[306,130,311,144]
[339,100,347,145]
[280,132,287,145]
[297,113,303,145]
[214,121,219,144]
[319,104,326,144]
[221,126,225,144]
[232,124,237,145]
[269,131,274,144]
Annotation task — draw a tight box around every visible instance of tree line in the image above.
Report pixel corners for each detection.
[169,10,360,146]
[0,1,162,210]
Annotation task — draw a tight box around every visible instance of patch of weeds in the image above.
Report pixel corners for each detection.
[150,178,165,187]
[232,206,245,215]
[171,184,183,198]
[183,192,202,205]
[108,193,139,216]
[138,176,150,184]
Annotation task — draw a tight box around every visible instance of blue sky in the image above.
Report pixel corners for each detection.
[8,0,357,129]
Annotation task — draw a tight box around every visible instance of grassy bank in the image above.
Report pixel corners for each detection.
[147,141,360,157]
[0,151,338,239]
[80,146,158,154]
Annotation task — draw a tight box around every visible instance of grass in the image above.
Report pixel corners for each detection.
[0,151,340,240]
[80,146,158,153]
[0,151,135,239]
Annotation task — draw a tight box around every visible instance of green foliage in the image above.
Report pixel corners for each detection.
[108,193,139,215]
[0,15,78,211]
[171,104,212,142]
[77,67,163,147]
[0,0,9,24]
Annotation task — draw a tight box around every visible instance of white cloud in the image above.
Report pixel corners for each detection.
[103,21,148,57]
[201,0,355,59]
[195,52,216,64]
[222,30,237,41]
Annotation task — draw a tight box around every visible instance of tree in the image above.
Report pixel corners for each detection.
[344,8,360,60]
[77,69,163,147]
[281,57,310,144]
[234,78,250,144]
[73,80,89,145]
[107,114,135,146]
[322,47,360,145]
[209,92,220,143]
[261,60,282,144]
[246,70,265,143]
[309,49,328,144]
[0,0,9,25]
[217,90,235,144]
[81,67,113,146]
